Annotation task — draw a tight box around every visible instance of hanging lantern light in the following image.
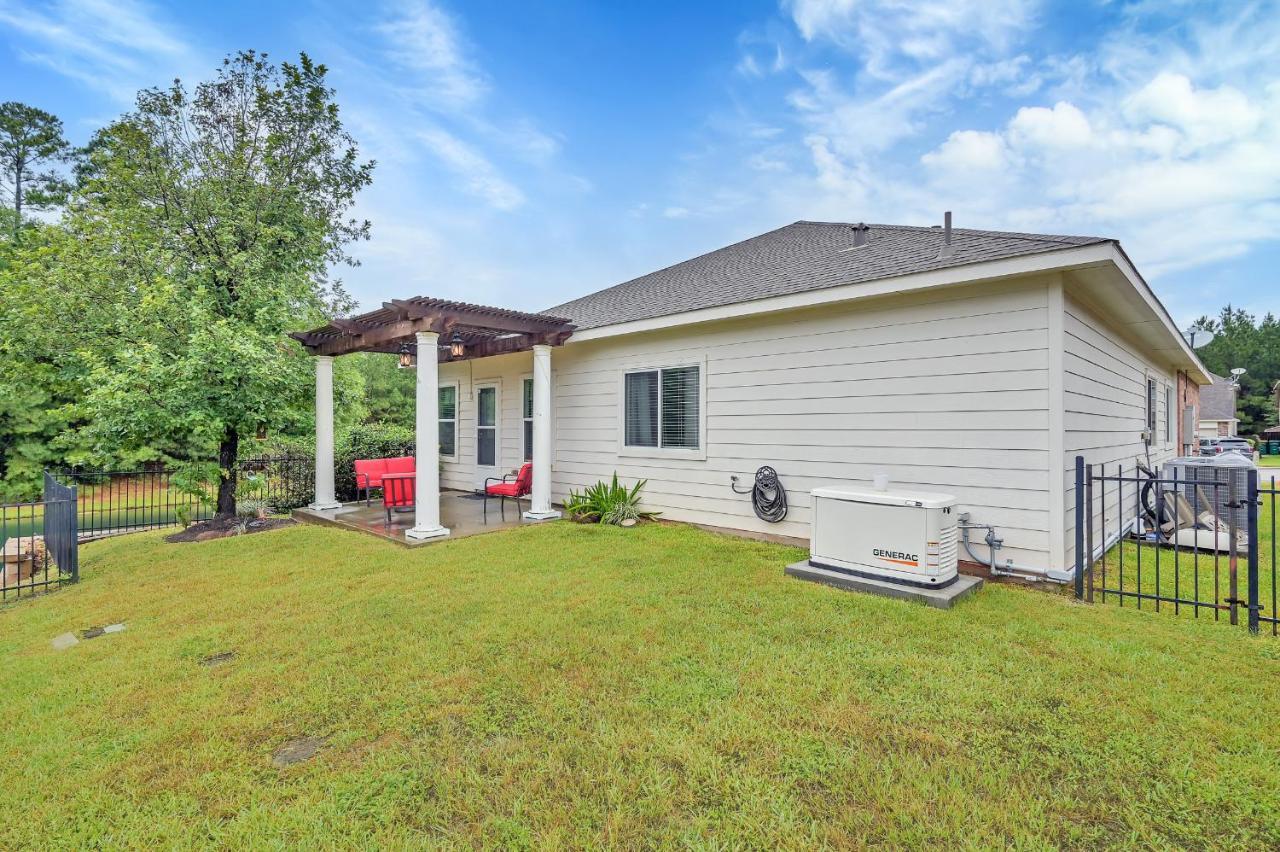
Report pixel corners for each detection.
[449,330,466,358]
[397,340,415,369]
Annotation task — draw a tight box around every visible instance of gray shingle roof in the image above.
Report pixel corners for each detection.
[1200,374,1239,421]
[546,221,1110,330]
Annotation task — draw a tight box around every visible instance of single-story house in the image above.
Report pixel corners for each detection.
[292,218,1210,582]
[1198,374,1240,438]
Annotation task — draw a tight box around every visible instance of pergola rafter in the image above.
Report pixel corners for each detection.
[289,297,575,361]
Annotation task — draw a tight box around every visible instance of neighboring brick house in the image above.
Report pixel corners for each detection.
[1176,370,1201,454]
[1197,374,1239,439]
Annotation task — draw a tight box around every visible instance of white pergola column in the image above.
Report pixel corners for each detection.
[406,331,449,540]
[309,355,342,511]
[523,343,561,521]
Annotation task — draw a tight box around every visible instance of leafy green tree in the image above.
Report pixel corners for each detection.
[351,352,416,429]
[0,102,73,239]
[9,52,373,514]
[1191,306,1280,436]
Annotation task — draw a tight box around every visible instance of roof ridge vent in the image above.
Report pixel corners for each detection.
[937,211,955,259]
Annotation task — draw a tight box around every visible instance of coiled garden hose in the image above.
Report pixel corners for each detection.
[731,466,788,523]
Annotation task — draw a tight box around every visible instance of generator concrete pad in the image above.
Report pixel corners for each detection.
[785,562,983,609]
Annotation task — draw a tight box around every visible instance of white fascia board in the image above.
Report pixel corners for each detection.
[567,243,1116,344]
[1103,244,1212,385]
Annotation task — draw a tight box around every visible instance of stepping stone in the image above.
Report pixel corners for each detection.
[79,623,126,640]
[51,632,79,651]
[200,651,236,667]
[272,736,325,768]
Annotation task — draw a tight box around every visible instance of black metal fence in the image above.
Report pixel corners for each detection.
[1074,456,1277,635]
[1,474,79,600]
[49,454,316,539]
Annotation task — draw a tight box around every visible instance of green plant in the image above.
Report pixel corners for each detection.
[334,421,416,501]
[236,497,270,520]
[174,504,192,530]
[564,473,656,526]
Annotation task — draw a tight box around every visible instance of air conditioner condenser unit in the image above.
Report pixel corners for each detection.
[809,487,959,587]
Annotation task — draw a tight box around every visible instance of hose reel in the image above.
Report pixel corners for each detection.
[731,466,788,523]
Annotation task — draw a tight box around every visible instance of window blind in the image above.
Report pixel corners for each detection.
[1146,378,1157,433]
[624,371,659,447]
[660,366,699,449]
[438,385,457,457]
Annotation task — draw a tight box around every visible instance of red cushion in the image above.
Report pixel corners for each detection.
[384,456,416,475]
[513,463,533,495]
[486,482,521,497]
[354,459,388,488]
[383,476,415,507]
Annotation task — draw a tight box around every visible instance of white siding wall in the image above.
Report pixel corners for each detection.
[549,277,1058,568]
[438,353,533,493]
[1062,292,1179,570]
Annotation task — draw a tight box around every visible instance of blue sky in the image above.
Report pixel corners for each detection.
[2,0,1277,328]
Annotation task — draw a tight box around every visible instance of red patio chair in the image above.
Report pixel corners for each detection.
[484,462,532,522]
[382,473,415,526]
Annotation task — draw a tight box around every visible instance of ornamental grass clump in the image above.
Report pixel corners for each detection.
[564,473,658,526]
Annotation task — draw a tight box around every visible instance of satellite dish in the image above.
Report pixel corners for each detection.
[1185,325,1215,349]
[1231,367,1247,379]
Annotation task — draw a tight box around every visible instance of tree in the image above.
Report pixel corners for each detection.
[351,352,416,429]
[1191,305,1280,435]
[10,52,373,514]
[0,102,73,238]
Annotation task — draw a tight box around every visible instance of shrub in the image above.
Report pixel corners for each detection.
[334,422,416,501]
[564,473,657,525]
[236,497,271,519]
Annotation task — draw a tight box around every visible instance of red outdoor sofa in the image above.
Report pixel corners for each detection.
[354,456,415,507]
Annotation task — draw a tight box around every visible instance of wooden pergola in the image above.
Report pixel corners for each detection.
[290,297,575,541]
[289,297,575,361]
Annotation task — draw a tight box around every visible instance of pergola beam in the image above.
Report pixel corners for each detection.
[291,297,575,360]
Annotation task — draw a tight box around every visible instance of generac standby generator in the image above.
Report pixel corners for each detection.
[809,487,960,587]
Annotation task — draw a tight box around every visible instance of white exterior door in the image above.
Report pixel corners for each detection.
[474,382,501,488]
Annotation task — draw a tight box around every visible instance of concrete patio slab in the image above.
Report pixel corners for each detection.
[294,490,541,546]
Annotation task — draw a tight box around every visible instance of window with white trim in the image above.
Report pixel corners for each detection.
[439,384,457,458]
[624,365,700,450]
[522,377,534,462]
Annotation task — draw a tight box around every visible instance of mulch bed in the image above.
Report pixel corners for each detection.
[165,516,296,543]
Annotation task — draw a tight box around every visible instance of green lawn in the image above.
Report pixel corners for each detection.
[1259,454,1280,469]
[3,523,1280,847]
[1088,490,1277,628]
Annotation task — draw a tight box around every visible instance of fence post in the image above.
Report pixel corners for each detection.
[1247,467,1260,635]
[1074,455,1085,599]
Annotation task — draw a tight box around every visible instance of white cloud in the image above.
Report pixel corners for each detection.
[417,127,524,211]
[789,58,970,157]
[1008,101,1093,150]
[1124,72,1260,149]
[785,0,1039,78]
[662,206,690,219]
[921,129,1007,172]
[375,0,486,107]
[0,0,195,101]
